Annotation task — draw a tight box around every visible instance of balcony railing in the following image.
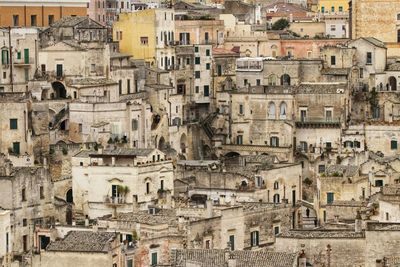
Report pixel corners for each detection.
[295,117,341,128]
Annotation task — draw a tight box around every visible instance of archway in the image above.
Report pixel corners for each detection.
[180,133,187,154]
[66,189,73,203]
[158,136,166,150]
[52,81,67,99]
[224,151,240,158]
[60,119,68,131]
[389,76,397,91]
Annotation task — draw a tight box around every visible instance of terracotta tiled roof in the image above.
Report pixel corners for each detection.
[46,231,116,253]
[171,249,298,267]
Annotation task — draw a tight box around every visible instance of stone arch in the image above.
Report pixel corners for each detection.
[224,151,240,158]
[158,136,166,150]
[66,188,73,203]
[389,76,397,91]
[180,133,187,154]
[52,81,67,99]
[280,74,291,86]
[60,119,68,131]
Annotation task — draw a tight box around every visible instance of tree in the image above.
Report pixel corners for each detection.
[271,18,290,30]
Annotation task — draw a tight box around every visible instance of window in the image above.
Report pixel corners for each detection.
[90,64,96,72]
[268,102,276,119]
[325,109,333,121]
[127,79,131,93]
[318,164,325,173]
[205,240,210,249]
[330,25,336,31]
[195,57,200,64]
[354,141,361,148]
[217,65,222,76]
[22,188,26,201]
[250,231,259,247]
[48,15,54,25]
[160,180,164,191]
[321,6,325,13]
[366,52,372,64]
[40,186,44,199]
[205,32,209,43]
[206,49,210,56]
[146,182,150,194]
[13,142,20,155]
[119,80,122,94]
[236,135,243,145]
[327,192,334,204]
[270,137,279,147]
[375,180,383,187]
[13,15,19,26]
[131,119,138,131]
[330,55,336,65]
[206,63,210,70]
[24,69,29,82]
[140,37,148,45]
[339,6,343,12]
[391,140,398,150]
[398,13,400,20]
[31,15,37,26]
[10,119,18,130]
[300,109,307,122]
[273,194,280,203]
[274,226,280,235]
[239,104,244,115]
[274,181,279,189]
[23,218,27,227]
[280,74,290,86]
[112,185,118,198]
[331,6,335,12]
[195,71,200,79]
[127,259,133,267]
[300,141,308,152]
[204,85,210,96]
[244,79,248,86]
[280,102,287,119]
[195,46,199,53]
[78,123,83,133]
[229,235,235,250]
[151,252,157,266]
[386,212,390,221]
[2,50,9,65]
[360,68,364,78]
[17,51,21,60]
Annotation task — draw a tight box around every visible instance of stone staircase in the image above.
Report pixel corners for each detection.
[200,112,217,140]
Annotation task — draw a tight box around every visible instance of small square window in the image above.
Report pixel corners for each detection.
[10,119,18,130]
[140,36,148,45]
[206,49,210,56]
[195,46,199,53]
[195,71,200,79]
[206,63,210,70]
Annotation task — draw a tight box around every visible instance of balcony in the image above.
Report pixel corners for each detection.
[14,57,33,67]
[104,195,126,206]
[295,117,341,128]
[236,59,263,72]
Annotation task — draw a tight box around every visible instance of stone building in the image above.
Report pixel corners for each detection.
[36,231,122,267]
[71,147,174,218]
[0,28,39,93]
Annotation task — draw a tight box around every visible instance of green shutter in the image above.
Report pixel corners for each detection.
[24,49,29,64]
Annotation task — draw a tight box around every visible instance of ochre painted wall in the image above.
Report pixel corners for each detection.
[0,6,87,27]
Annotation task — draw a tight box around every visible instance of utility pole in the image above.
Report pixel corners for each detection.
[8,26,13,92]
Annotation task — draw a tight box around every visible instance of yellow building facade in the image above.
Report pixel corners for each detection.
[0,0,89,27]
[318,0,349,13]
[113,9,176,69]
[113,10,157,64]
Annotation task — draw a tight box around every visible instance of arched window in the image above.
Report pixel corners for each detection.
[268,74,277,86]
[281,74,291,86]
[273,194,280,203]
[279,102,287,119]
[268,102,276,119]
